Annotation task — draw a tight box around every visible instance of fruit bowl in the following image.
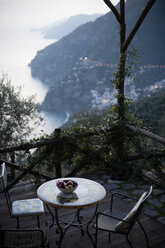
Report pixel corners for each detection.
[56,179,78,194]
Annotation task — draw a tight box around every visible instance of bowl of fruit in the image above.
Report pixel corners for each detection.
[56,179,78,194]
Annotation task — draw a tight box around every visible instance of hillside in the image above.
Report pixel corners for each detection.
[30,0,165,115]
[136,89,165,137]
[63,89,165,138]
[42,14,102,40]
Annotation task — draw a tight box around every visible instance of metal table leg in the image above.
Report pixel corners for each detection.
[52,204,98,248]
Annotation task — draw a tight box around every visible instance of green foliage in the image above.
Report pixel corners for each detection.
[111,47,141,90]
[0,74,43,149]
[29,99,147,181]
[14,90,165,183]
[136,89,165,136]
[29,48,150,181]
[63,108,108,129]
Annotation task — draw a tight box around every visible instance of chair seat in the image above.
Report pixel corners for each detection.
[12,198,44,217]
[96,210,127,233]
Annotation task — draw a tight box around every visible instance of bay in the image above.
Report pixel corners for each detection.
[0,27,68,136]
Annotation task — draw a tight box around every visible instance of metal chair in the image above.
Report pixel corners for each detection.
[95,186,152,248]
[0,222,50,248]
[0,162,45,229]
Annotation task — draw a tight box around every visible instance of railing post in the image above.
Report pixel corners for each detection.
[55,129,62,178]
[10,152,15,180]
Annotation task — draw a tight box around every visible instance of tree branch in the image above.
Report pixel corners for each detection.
[125,123,165,145]
[103,0,121,23]
[122,0,156,52]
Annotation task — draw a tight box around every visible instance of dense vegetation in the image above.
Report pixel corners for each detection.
[63,89,165,138]
[136,89,165,137]
[61,92,162,180]
[0,74,43,149]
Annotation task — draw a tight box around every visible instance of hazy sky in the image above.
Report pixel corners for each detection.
[0,0,119,30]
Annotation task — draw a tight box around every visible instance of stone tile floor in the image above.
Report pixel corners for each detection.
[81,171,165,225]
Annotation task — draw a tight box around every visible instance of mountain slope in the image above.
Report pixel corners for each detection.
[30,0,165,115]
[43,14,102,40]
[30,11,118,85]
[30,0,165,85]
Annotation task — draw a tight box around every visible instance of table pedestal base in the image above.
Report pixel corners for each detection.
[46,204,98,248]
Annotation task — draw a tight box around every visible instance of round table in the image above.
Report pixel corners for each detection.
[37,177,106,209]
[37,177,106,247]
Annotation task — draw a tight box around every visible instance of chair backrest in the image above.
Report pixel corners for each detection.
[0,163,7,192]
[143,185,152,201]
[0,163,13,217]
[115,186,153,233]
[0,229,46,248]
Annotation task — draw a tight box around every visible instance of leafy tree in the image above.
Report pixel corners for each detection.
[0,74,43,148]
[136,89,165,136]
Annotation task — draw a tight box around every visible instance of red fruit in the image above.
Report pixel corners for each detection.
[57,180,65,188]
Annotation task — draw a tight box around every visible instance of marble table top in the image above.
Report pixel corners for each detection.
[37,177,106,209]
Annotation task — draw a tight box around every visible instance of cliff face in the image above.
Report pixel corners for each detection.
[30,0,165,115]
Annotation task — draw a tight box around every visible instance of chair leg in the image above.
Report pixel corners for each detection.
[137,220,149,248]
[95,228,98,248]
[108,232,111,244]
[37,216,40,228]
[16,217,19,229]
[126,235,133,248]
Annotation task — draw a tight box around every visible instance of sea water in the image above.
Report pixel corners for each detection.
[0,27,68,136]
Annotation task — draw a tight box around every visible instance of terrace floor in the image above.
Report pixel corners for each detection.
[0,178,165,248]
